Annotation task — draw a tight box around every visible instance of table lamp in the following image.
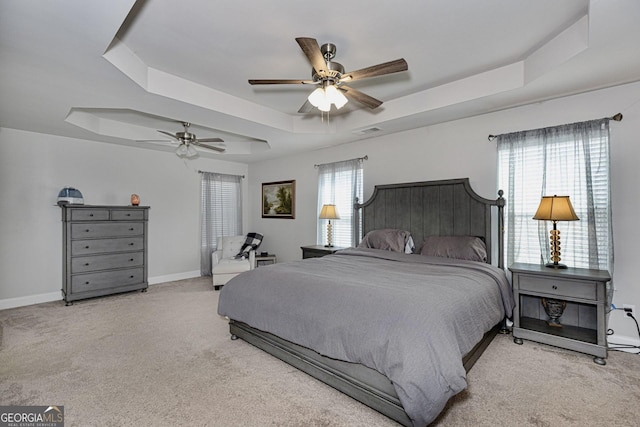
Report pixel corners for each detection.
[319,204,340,247]
[533,195,579,268]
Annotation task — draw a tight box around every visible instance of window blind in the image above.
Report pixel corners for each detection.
[497,119,612,273]
[200,172,242,275]
[317,158,364,247]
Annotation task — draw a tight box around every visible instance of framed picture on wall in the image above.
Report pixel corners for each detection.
[262,180,295,219]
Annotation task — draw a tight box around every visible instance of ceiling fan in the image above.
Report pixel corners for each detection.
[249,37,408,113]
[143,122,225,157]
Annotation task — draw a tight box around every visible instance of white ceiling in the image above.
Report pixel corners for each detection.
[1,0,639,163]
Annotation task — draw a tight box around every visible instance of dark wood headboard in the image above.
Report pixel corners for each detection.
[354,178,505,267]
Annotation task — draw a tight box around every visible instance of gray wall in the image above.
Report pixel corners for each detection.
[0,128,248,307]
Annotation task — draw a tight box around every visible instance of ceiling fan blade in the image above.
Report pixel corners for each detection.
[157,130,179,140]
[249,79,315,85]
[136,139,174,143]
[340,86,383,109]
[340,58,408,83]
[192,142,225,153]
[295,37,327,77]
[195,137,224,143]
[298,99,314,114]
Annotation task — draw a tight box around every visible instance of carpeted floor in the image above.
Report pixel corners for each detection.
[1,277,639,426]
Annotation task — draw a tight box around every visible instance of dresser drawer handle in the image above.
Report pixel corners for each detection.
[84,263,90,266]
[126,213,131,216]
[85,281,90,285]
[129,228,134,231]
[129,258,134,262]
[85,229,91,232]
[89,213,94,217]
[552,285,558,290]
[130,275,134,278]
[129,242,135,246]
[85,245,90,249]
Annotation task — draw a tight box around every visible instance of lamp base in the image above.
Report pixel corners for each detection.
[545,262,568,269]
[324,244,334,248]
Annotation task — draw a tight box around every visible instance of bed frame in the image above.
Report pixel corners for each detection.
[229,178,506,426]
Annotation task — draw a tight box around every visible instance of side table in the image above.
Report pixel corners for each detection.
[509,262,611,365]
[301,245,347,259]
[255,254,276,268]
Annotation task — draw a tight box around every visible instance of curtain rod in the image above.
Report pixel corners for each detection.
[197,170,245,178]
[487,113,623,142]
[314,155,368,169]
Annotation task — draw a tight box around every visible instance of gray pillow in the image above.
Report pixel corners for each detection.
[359,229,414,253]
[419,236,487,262]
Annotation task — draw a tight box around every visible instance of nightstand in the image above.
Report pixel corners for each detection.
[255,254,276,268]
[509,262,611,365]
[301,245,347,259]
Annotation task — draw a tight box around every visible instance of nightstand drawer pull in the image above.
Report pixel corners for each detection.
[552,285,558,290]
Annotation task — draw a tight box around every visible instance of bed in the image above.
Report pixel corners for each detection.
[217,178,514,426]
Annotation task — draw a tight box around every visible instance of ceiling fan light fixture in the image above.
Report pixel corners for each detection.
[185,144,198,158]
[175,143,188,157]
[325,84,348,109]
[318,99,332,112]
[308,84,348,111]
[308,87,326,108]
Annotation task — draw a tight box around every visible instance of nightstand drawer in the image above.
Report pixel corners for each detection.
[519,275,596,300]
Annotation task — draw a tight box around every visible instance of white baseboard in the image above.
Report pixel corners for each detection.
[608,334,640,354]
[0,271,203,311]
[148,270,201,285]
[0,291,62,311]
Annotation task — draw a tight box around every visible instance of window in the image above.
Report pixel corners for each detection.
[200,172,243,275]
[497,118,612,275]
[317,158,364,247]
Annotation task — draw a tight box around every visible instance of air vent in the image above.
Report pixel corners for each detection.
[354,127,383,135]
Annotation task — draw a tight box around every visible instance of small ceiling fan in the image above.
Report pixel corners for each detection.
[249,37,408,113]
[144,122,225,157]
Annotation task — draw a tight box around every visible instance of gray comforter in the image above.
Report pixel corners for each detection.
[217,248,514,426]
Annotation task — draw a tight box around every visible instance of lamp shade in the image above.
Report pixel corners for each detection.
[533,196,579,221]
[319,204,340,220]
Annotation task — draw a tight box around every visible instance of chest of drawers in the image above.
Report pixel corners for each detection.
[61,205,149,305]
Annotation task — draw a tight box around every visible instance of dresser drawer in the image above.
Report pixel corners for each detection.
[70,209,110,221]
[71,252,144,273]
[71,237,144,255]
[71,222,143,238]
[71,268,144,293]
[111,209,146,221]
[518,275,596,300]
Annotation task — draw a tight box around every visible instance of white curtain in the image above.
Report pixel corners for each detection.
[200,172,243,275]
[317,158,364,247]
[497,118,613,298]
